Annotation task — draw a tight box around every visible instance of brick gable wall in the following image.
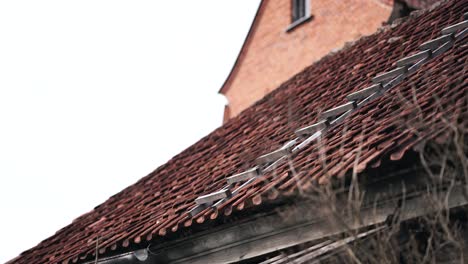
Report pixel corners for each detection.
[222,0,393,122]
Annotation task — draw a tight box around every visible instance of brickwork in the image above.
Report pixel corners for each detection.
[221,0,393,122]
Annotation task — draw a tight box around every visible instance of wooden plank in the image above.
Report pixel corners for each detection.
[431,39,454,58]
[372,67,407,83]
[266,240,334,264]
[346,84,382,102]
[295,120,328,137]
[195,189,231,205]
[405,54,430,75]
[442,21,468,35]
[290,226,385,263]
[226,167,260,184]
[396,50,431,67]
[321,102,356,119]
[419,34,453,51]
[455,27,468,40]
[188,202,211,217]
[293,131,322,152]
[256,139,297,165]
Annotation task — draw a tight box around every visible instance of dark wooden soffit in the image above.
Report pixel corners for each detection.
[146,170,468,264]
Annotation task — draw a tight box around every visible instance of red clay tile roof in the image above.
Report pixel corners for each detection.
[403,0,441,9]
[12,1,467,263]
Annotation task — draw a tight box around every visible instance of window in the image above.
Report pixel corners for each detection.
[292,0,307,22]
[287,0,311,32]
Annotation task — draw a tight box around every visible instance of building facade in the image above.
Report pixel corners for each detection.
[220,0,395,122]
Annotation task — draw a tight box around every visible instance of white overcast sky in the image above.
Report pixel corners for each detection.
[0,1,260,262]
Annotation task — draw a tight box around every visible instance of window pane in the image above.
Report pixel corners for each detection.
[299,0,305,18]
[292,0,307,22]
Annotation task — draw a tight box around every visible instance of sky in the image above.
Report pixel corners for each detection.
[0,1,261,262]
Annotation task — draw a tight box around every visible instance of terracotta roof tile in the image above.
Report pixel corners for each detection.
[11,1,468,263]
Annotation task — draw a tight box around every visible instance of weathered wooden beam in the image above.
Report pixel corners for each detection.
[195,189,231,205]
[321,102,357,120]
[396,50,431,67]
[372,67,407,83]
[419,34,453,51]
[256,148,289,166]
[455,27,468,40]
[188,202,211,217]
[404,54,430,75]
[285,226,385,264]
[226,167,260,185]
[442,20,468,35]
[81,249,155,264]
[256,139,297,165]
[295,120,329,137]
[431,39,454,58]
[346,83,382,102]
[293,131,322,152]
[261,239,335,264]
[212,178,257,210]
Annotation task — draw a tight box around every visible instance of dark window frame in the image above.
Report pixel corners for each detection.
[286,0,312,32]
[292,0,306,22]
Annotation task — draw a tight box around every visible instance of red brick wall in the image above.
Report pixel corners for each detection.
[222,0,393,122]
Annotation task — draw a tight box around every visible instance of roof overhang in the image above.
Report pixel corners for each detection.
[143,166,468,263]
